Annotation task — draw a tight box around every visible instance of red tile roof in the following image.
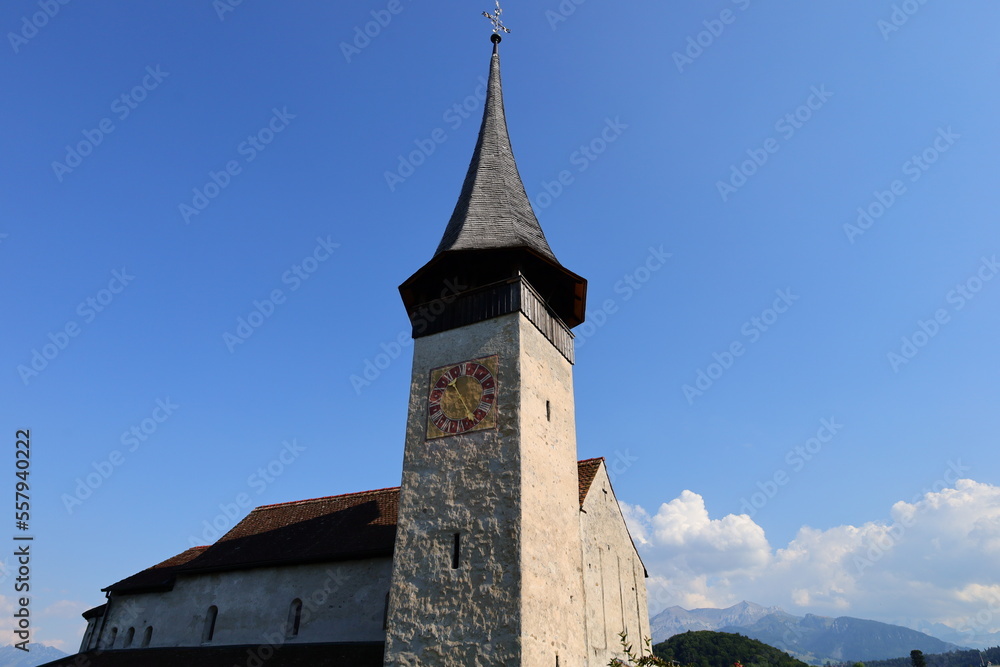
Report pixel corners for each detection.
[104,546,208,594]
[577,457,604,506]
[106,459,606,594]
[180,486,400,575]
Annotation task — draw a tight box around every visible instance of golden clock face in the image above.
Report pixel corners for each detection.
[426,355,498,439]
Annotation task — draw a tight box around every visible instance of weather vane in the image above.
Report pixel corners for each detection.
[482,0,511,36]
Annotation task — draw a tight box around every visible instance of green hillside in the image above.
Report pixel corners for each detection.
[653,630,810,667]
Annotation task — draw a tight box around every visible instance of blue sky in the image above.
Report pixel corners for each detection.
[3,0,1000,653]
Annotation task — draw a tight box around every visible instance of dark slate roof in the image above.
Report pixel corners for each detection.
[38,642,384,667]
[105,460,604,594]
[435,38,558,263]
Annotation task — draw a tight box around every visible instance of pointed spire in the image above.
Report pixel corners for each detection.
[399,35,587,333]
[434,35,557,263]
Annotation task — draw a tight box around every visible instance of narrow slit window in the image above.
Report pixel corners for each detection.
[123,627,135,648]
[107,627,118,649]
[141,626,153,648]
[546,400,551,421]
[286,599,302,638]
[202,605,218,643]
[451,532,461,569]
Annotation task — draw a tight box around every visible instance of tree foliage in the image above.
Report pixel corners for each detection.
[652,630,810,667]
[847,647,1000,667]
[610,631,673,666]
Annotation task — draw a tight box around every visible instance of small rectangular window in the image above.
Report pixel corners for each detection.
[451,533,461,569]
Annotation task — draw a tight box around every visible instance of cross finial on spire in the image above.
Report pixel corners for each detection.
[482,0,510,36]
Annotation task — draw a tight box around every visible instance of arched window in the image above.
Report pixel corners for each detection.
[286,599,302,638]
[202,605,218,643]
[123,627,135,648]
[141,626,153,648]
[107,627,118,649]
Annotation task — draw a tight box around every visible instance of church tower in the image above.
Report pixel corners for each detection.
[383,28,591,667]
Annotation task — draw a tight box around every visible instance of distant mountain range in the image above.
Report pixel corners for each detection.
[908,620,1000,651]
[650,601,968,664]
[0,644,67,667]
[652,600,784,639]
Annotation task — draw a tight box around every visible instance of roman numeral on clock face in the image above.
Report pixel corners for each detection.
[426,356,499,440]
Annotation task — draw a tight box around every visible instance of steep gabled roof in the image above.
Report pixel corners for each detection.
[105,460,604,594]
[435,36,557,263]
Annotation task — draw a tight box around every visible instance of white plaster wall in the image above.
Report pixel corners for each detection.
[95,558,392,649]
[580,463,651,666]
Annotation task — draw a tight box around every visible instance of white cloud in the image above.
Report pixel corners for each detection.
[627,478,1000,643]
[42,600,87,619]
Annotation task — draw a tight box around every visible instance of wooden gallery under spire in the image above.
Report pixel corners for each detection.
[45,29,651,667]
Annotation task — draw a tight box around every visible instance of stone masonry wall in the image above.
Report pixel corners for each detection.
[384,313,526,665]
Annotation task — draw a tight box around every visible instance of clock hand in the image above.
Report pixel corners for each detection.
[445,378,475,419]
